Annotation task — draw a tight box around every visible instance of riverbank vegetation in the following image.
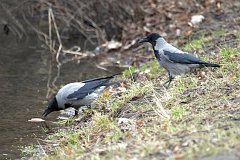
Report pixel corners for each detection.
[22,30,240,159]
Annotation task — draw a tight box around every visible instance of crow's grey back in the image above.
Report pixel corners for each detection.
[154,38,184,54]
[56,82,85,108]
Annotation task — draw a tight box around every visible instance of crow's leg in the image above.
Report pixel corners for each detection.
[75,106,91,122]
[163,72,174,88]
[74,108,79,117]
[78,105,91,115]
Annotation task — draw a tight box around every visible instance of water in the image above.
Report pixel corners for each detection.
[0,24,122,159]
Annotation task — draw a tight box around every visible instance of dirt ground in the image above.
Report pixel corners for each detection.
[95,0,240,68]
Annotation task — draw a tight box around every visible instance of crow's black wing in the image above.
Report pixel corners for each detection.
[163,50,207,64]
[67,75,117,100]
[66,80,106,100]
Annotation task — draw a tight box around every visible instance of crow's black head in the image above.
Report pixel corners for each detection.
[42,97,60,118]
[138,33,161,45]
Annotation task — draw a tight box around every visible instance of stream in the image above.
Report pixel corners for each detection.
[0,22,122,159]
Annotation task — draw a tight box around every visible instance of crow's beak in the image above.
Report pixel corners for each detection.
[42,108,52,118]
[138,37,149,43]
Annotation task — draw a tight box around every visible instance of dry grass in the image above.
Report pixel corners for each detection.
[23,31,240,160]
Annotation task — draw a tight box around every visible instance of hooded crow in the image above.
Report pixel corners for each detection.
[42,74,119,117]
[139,33,220,87]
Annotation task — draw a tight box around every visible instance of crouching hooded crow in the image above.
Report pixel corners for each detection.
[42,74,119,117]
[139,33,220,87]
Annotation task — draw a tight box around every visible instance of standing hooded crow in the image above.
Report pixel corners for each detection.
[42,74,119,117]
[139,33,220,87]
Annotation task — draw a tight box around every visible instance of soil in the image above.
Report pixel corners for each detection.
[95,0,240,67]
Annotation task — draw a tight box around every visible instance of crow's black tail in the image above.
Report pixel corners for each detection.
[201,63,220,68]
[81,72,122,83]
